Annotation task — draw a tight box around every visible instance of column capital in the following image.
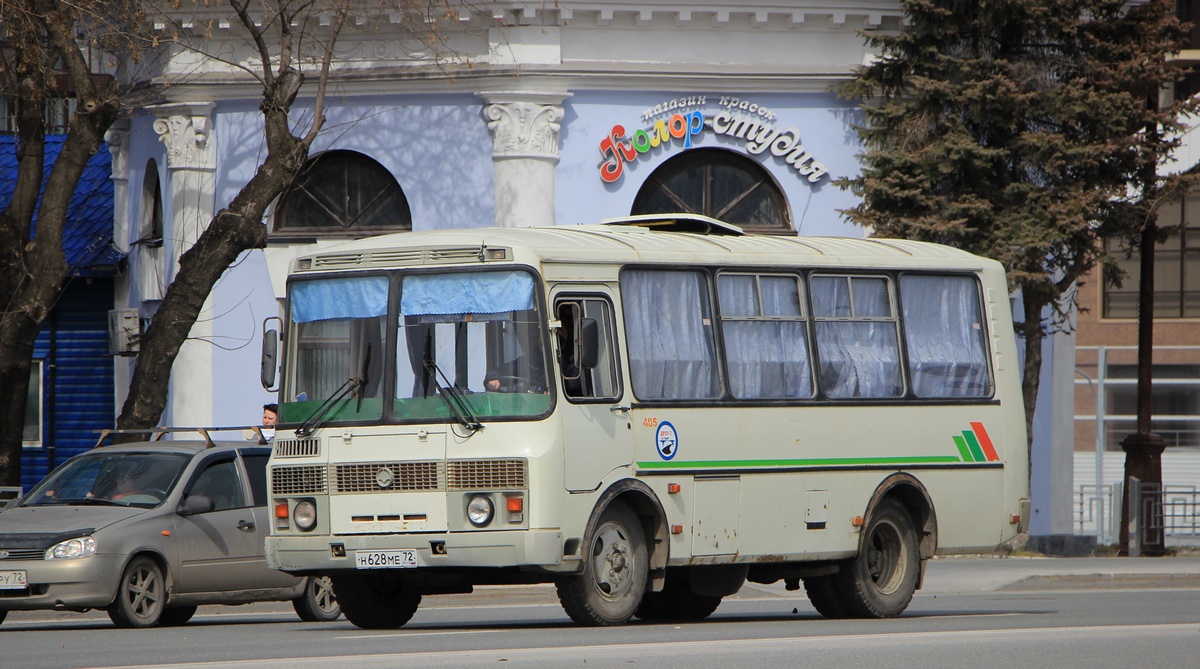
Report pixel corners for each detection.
[149,102,216,171]
[477,91,571,161]
[104,118,130,181]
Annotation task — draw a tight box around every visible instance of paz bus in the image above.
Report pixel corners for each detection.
[261,214,1028,628]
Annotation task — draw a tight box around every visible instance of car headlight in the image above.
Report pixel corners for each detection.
[293,499,317,532]
[466,495,494,527]
[45,536,96,560]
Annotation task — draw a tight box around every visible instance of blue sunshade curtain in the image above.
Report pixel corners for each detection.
[400,271,535,316]
[291,276,389,323]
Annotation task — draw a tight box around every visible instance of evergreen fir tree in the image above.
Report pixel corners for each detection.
[838,0,1200,449]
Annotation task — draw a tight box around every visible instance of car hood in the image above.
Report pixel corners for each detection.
[0,505,153,544]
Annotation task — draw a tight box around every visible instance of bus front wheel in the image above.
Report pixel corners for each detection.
[834,498,919,618]
[556,503,648,626]
[332,573,421,629]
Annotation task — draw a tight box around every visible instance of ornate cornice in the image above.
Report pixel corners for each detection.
[478,91,571,161]
[148,102,216,171]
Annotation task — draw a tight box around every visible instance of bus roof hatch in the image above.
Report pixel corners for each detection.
[599,213,745,236]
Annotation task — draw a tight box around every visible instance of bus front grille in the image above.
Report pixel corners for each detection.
[334,462,442,492]
[272,459,529,495]
[448,459,527,490]
[271,466,328,495]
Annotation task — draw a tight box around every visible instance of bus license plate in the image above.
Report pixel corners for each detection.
[355,550,418,569]
[0,570,27,589]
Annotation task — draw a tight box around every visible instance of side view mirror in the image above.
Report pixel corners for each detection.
[579,317,600,369]
[177,494,215,517]
[261,317,281,390]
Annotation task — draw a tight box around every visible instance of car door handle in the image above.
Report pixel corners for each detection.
[237,520,256,531]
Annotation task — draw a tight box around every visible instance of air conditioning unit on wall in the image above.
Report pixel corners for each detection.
[108,309,142,356]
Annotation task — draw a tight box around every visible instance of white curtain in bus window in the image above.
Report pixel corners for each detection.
[623,269,720,400]
[717,273,814,399]
[289,276,388,403]
[811,275,902,399]
[899,275,991,398]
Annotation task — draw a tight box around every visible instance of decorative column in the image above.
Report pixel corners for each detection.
[478,91,570,228]
[104,120,135,414]
[148,102,218,429]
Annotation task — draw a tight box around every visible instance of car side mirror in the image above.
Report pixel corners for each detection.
[579,317,600,369]
[178,494,215,517]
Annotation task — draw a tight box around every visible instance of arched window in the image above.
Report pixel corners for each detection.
[139,160,163,247]
[274,150,411,235]
[632,148,790,234]
[137,159,165,301]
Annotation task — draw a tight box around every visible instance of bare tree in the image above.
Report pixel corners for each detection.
[116,0,486,436]
[0,0,138,484]
[114,0,352,437]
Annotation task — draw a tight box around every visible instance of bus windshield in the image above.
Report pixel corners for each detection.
[395,270,551,421]
[282,269,552,428]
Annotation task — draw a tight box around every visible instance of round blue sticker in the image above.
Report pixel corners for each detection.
[656,421,678,461]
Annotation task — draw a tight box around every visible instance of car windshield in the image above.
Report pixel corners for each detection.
[22,452,191,508]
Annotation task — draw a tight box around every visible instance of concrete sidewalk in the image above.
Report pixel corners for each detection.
[5,555,1200,625]
[917,554,1200,594]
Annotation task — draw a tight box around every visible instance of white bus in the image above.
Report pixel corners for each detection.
[262,214,1028,629]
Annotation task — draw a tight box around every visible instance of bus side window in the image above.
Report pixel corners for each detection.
[555,298,619,401]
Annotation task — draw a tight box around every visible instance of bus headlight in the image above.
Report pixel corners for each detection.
[293,500,317,532]
[466,495,494,527]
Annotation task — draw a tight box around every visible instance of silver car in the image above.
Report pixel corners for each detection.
[0,441,338,628]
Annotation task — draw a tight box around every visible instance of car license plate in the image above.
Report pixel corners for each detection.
[355,550,418,569]
[0,570,27,589]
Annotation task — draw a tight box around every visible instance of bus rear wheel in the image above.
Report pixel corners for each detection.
[635,568,722,622]
[802,574,848,619]
[833,499,919,618]
[557,503,647,626]
[332,573,421,629]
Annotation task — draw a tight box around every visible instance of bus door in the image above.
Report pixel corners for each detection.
[552,291,631,493]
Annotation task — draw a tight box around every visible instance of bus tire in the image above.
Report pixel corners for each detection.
[634,568,722,622]
[802,575,848,619]
[332,573,421,629]
[556,503,647,626]
[834,498,919,618]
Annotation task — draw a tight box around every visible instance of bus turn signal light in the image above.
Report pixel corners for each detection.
[507,495,524,523]
[667,483,681,494]
[851,516,865,527]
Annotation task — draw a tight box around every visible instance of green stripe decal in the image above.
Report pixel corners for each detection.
[636,455,962,470]
[952,435,973,462]
[962,431,986,462]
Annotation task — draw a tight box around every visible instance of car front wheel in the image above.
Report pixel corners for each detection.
[293,576,341,622]
[108,556,166,628]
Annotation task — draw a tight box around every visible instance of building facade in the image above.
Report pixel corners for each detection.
[5,1,1085,538]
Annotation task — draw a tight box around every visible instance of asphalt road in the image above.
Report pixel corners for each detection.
[4,556,1200,669]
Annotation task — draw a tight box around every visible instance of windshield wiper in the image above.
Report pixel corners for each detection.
[295,374,364,437]
[423,360,483,432]
[44,497,126,507]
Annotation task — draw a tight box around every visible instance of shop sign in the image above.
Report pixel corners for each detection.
[598,96,830,186]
